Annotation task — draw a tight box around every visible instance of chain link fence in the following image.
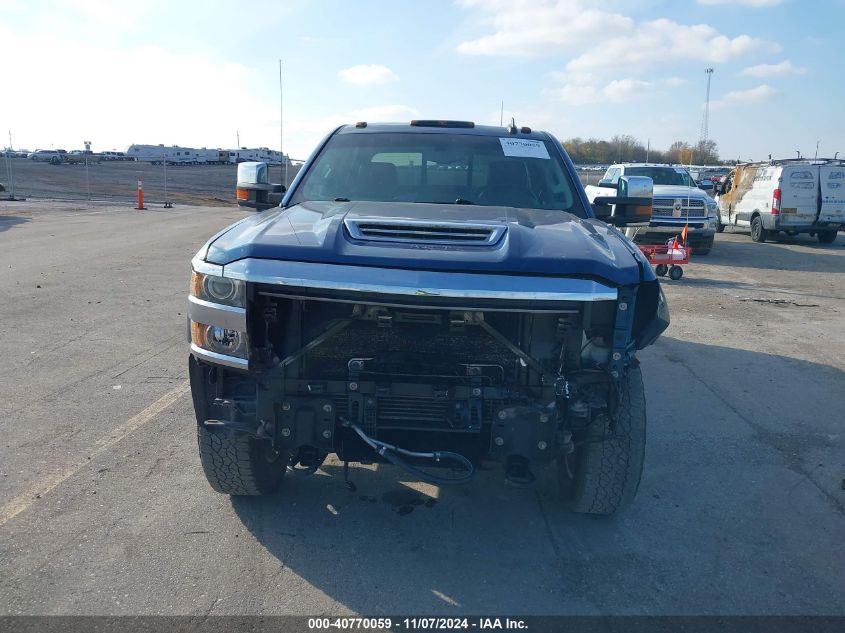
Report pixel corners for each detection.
[2,155,299,207]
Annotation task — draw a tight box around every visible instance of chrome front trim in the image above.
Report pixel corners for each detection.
[223,259,618,302]
[190,343,249,370]
[644,223,712,233]
[191,256,223,277]
[188,295,247,331]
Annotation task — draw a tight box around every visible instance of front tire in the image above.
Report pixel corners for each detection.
[197,426,287,495]
[750,216,769,243]
[716,215,725,233]
[818,230,837,244]
[558,364,646,515]
[694,236,713,256]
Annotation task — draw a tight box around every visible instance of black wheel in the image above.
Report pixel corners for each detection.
[655,264,668,277]
[750,216,768,243]
[715,215,725,233]
[197,426,287,495]
[190,355,287,496]
[558,364,646,515]
[818,230,837,244]
[694,236,713,256]
[669,265,683,280]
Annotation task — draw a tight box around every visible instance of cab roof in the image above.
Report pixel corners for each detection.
[335,121,551,141]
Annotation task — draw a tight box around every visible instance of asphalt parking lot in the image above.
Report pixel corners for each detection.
[1,201,843,616]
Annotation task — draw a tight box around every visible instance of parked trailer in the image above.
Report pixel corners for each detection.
[126,144,281,166]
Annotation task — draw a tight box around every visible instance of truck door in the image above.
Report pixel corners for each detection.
[778,166,819,227]
[818,165,845,226]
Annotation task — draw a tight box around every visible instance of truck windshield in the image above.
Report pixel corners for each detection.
[291,131,586,217]
[626,167,695,187]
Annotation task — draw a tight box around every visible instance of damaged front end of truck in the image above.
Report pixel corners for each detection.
[188,122,669,515]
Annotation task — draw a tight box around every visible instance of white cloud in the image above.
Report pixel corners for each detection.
[697,0,783,6]
[740,60,807,77]
[546,76,653,105]
[456,1,776,75]
[457,0,632,57]
[711,84,775,108]
[56,0,154,28]
[565,19,774,73]
[338,64,399,86]
[664,77,686,86]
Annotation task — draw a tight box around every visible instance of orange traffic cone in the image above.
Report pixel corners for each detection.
[135,178,147,210]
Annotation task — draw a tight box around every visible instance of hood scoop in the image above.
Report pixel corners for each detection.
[344,218,506,246]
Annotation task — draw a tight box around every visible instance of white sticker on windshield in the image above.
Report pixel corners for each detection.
[499,138,550,159]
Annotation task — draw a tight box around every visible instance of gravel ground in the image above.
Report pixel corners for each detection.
[0,200,843,616]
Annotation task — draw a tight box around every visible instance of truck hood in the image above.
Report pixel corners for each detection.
[652,185,709,200]
[204,201,646,286]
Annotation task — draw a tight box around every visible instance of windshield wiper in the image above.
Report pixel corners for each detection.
[334,197,351,202]
[454,198,474,205]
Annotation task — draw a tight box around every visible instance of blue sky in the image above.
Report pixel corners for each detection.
[1,0,842,162]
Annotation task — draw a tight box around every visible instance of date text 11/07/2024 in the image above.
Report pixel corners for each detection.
[307,617,528,630]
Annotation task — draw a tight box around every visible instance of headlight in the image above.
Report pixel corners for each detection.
[190,271,245,307]
[191,322,249,359]
[706,200,718,215]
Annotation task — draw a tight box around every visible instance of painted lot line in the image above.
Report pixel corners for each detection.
[0,381,190,528]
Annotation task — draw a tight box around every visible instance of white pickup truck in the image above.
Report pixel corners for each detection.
[585,163,719,255]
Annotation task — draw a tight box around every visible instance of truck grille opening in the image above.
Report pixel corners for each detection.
[345,219,506,245]
[652,197,706,218]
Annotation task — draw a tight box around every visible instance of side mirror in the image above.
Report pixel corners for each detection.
[591,175,653,226]
[235,161,285,211]
[597,179,616,189]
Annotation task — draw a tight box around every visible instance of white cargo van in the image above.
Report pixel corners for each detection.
[716,159,844,244]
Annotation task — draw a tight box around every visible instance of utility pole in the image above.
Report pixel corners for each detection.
[699,68,714,156]
[646,138,650,163]
[815,140,820,160]
[500,101,504,127]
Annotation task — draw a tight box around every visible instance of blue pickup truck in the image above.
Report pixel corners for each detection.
[187,120,669,515]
